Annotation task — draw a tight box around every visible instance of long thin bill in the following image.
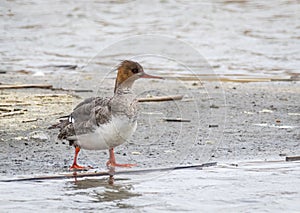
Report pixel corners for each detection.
[140,73,164,79]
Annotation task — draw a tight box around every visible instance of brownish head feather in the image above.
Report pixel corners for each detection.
[114,60,144,93]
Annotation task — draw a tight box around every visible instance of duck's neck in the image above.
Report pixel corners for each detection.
[114,86,133,95]
[114,79,135,94]
[111,83,137,119]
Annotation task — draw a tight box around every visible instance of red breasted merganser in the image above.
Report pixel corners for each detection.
[51,60,162,170]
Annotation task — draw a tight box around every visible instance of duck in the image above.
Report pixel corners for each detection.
[50,60,162,170]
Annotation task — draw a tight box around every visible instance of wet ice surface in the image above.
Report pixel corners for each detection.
[1,160,299,212]
[1,0,300,212]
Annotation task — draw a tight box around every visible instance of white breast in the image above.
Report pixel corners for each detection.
[75,116,137,150]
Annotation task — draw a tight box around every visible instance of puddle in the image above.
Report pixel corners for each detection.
[253,123,299,129]
[0,160,299,212]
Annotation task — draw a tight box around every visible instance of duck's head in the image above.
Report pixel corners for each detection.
[114,60,162,93]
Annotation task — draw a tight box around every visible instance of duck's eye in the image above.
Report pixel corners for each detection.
[132,68,139,74]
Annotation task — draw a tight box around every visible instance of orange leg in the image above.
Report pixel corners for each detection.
[70,146,92,170]
[106,148,137,168]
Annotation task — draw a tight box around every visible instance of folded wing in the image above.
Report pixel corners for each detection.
[54,97,112,140]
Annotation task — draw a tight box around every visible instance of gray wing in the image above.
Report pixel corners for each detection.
[73,97,97,110]
[57,97,112,140]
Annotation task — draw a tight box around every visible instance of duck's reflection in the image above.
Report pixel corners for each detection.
[66,168,141,203]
